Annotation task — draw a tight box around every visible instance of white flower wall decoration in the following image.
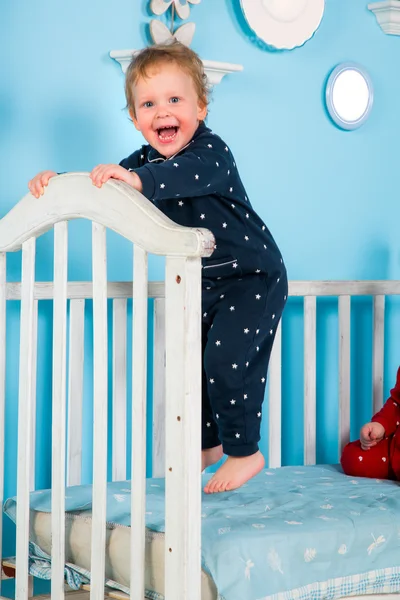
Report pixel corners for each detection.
[149,0,202,46]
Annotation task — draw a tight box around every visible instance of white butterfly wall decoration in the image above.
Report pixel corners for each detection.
[149,0,201,46]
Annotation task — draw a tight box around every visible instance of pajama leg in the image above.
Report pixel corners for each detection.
[203,272,287,458]
[201,322,221,450]
[340,437,394,480]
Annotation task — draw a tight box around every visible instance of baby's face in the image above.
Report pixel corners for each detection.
[130,63,207,158]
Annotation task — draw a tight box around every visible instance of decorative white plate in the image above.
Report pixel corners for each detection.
[240,0,325,50]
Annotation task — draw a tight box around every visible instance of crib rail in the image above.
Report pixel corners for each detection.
[0,174,214,600]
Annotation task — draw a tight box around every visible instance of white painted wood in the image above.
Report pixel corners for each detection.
[304,296,317,465]
[109,49,244,85]
[339,296,351,455]
[268,322,282,468]
[16,237,36,600]
[368,0,400,35]
[67,299,85,486]
[289,281,400,296]
[152,298,166,478]
[0,174,215,257]
[0,253,6,594]
[29,300,38,493]
[130,246,148,600]
[5,279,400,302]
[164,257,202,600]
[112,298,127,481]
[51,221,68,600]
[90,223,108,600]
[372,295,385,414]
[5,281,164,300]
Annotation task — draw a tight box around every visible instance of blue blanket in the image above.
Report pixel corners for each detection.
[5,464,400,600]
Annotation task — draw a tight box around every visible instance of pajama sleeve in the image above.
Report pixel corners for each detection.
[119,148,144,171]
[371,367,400,436]
[132,137,231,201]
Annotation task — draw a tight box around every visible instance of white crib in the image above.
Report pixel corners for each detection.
[0,173,399,600]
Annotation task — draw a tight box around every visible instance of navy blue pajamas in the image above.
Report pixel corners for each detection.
[120,122,287,457]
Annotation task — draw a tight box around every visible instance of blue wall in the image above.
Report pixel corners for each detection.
[1,0,400,518]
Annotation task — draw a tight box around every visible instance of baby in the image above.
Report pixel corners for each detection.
[28,42,288,493]
[341,367,400,480]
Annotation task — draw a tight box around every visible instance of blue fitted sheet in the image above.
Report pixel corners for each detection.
[5,464,400,600]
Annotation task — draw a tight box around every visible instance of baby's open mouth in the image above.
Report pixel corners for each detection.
[157,126,178,141]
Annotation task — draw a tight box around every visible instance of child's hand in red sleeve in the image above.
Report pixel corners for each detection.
[360,421,385,450]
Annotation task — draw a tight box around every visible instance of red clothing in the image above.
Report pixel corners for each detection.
[341,367,400,480]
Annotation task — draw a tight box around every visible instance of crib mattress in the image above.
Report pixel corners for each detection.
[29,509,217,599]
[7,465,400,600]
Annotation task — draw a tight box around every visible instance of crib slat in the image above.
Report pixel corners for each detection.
[112,298,127,481]
[372,295,385,414]
[90,223,108,600]
[304,296,317,465]
[16,237,36,600]
[0,253,5,589]
[339,295,351,455]
[165,256,202,600]
[268,322,282,468]
[130,246,148,600]
[67,299,85,486]
[153,298,166,478]
[51,222,68,600]
[29,300,38,492]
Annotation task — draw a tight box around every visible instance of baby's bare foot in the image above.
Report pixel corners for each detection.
[202,445,223,471]
[204,451,265,494]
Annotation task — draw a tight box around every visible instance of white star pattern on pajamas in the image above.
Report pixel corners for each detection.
[141,154,144,159]
[127,124,287,459]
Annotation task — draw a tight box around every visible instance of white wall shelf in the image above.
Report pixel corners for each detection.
[368,0,400,35]
[109,50,243,86]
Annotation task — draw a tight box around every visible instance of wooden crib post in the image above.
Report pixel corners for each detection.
[164,256,202,600]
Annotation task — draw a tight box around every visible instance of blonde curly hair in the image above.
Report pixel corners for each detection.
[125,42,209,118]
